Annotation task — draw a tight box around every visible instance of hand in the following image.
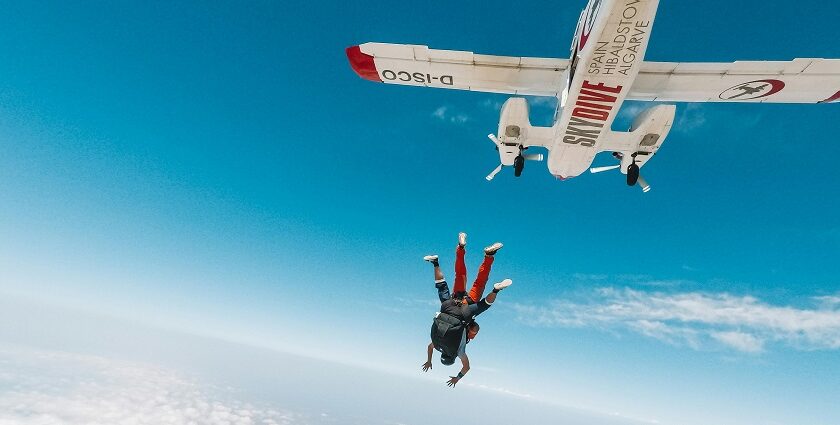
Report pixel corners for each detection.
[446,376,460,387]
[421,361,432,372]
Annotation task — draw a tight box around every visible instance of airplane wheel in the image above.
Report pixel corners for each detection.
[626,163,640,186]
[514,155,525,177]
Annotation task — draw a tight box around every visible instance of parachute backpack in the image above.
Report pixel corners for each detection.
[430,312,468,363]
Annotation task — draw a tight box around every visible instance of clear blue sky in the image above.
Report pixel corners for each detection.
[1,1,839,425]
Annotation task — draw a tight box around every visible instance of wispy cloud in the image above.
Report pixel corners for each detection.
[513,287,840,353]
[479,98,503,111]
[815,295,840,307]
[711,330,765,353]
[675,103,707,133]
[617,102,648,122]
[432,106,447,119]
[431,106,469,124]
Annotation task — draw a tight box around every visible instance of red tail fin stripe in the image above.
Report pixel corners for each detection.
[346,45,381,82]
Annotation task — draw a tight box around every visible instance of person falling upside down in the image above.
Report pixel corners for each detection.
[421,232,513,387]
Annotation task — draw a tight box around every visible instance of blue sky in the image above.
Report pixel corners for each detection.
[1,1,839,424]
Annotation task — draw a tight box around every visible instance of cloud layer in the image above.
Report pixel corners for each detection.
[513,287,840,353]
[0,347,298,425]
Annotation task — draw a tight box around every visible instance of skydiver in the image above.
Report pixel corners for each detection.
[420,232,513,387]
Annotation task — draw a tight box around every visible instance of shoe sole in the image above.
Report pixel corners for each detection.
[494,279,513,290]
[484,243,503,254]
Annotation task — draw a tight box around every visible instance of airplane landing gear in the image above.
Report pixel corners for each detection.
[626,155,640,186]
[590,152,651,193]
[514,154,525,177]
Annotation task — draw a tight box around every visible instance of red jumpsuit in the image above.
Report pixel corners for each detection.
[451,246,494,303]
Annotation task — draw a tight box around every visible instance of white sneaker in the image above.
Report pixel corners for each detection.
[484,242,503,255]
[458,232,467,247]
[493,279,513,291]
[423,255,439,263]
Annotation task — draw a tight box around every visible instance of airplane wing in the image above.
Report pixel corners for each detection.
[630,59,840,103]
[347,43,569,96]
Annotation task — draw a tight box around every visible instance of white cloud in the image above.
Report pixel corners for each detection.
[711,331,765,353]
[513,287,840,353]
[675,104,706,133]
[0,347,299,425]
[431,106,469,124]
[815,295,840,307]
[479,98,503,111]
[628,319,702,349]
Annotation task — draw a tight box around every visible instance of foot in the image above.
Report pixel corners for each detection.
[484,242,503,256]
[493,279,513,291]
[423,254,439,263]
[458,232,467,248]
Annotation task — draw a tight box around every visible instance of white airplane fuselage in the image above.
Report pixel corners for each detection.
[548,0,660,178]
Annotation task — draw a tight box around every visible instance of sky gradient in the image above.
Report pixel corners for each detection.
[1,1,839,424]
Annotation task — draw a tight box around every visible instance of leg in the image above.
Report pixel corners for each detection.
[452,246,467,297]
[485,279,512,305]
[484,291,497,305]
[467,255,494,303]
[467,279,511,317]
[435,277,451,303]
[425,254,450,302]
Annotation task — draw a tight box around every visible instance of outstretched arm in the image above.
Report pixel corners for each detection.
[467,280,509,318]
[421,342,434,372]
[447,353,470,387]
[467,297,493,318]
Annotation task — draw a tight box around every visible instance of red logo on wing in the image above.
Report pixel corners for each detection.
[818,89,840,103]
[719,79,785,100]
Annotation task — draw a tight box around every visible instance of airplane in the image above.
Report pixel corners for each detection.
[346,0,840,192]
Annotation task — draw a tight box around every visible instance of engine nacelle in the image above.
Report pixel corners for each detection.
[495,98,532,166]
[620,104,676,173]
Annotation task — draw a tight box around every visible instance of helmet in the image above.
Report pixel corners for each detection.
[440,354,455,365]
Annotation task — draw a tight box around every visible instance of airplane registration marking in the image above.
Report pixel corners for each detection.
[381,70,453,85]
[562,81,623,147]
